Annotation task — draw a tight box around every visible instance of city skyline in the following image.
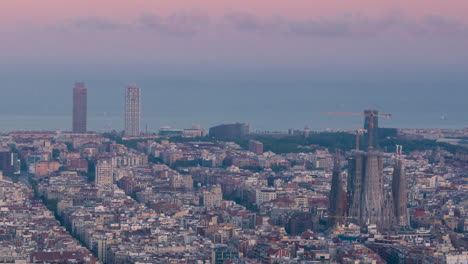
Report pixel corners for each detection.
[1,120,465,263]
[0,1,466,263]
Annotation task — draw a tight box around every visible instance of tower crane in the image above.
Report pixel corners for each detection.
[322,110,392,150]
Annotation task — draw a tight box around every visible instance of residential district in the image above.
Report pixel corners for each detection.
[0,123,466,264]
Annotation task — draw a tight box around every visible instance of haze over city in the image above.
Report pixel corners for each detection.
[1,0,467,131]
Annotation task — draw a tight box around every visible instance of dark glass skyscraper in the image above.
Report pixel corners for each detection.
[73,82,87,133]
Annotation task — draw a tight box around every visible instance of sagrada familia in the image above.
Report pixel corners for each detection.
[330,145,408,231]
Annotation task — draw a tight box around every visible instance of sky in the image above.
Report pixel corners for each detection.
[0,0,467,131]
[2,0,468,67]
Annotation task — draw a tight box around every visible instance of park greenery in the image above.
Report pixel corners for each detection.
[103,131,467,167]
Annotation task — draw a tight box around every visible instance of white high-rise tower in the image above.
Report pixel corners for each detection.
[125,84,141,137]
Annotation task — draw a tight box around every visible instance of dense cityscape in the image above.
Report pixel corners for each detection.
[0,83,466,263]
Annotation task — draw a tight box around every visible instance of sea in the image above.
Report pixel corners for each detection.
[0,68,466,132]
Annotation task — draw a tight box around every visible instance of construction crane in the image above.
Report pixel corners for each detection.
[323,110,392,150]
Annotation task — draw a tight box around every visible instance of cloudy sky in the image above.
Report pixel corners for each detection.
[0,0,467,131]
[2,0,467,68]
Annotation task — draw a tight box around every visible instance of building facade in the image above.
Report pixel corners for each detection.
[203,185,223,207]
[288,212,313,235]
[344,147,409,230]
[125,84,141,137]
[73,82,87,133]
[95,160,113,185]
[329,154,346,226]
[34,161,60,177]
[249,140,264,155]
[255,189,277,205]
[0,151,20,175]
[212,245,240,264]
[347,151,392,229]
[209,123,249,139]
[392,145,408,226]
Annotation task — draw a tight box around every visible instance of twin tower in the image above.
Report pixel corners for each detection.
[72,83,141,137]
[330,145,408,230]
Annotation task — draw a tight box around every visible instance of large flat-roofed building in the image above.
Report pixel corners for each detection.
[73,82,87,133]
[125,84,141,137]
[159,127,184,136]
[34,161,60,177]
[255,189,277,205]
[209,123,249,139]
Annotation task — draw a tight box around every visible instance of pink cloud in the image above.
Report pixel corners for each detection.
[1,0,467,68]
[1,0,467,26]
